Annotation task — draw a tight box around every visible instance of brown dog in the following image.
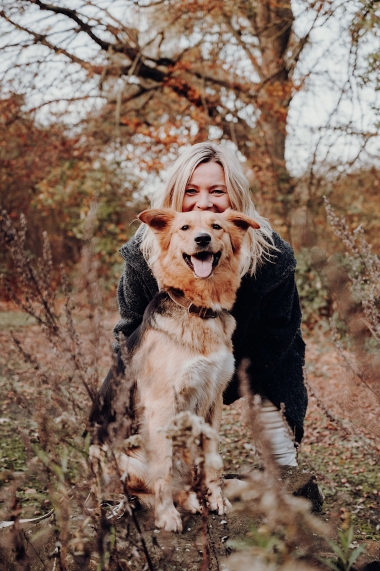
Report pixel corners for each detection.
[91,208,260,532]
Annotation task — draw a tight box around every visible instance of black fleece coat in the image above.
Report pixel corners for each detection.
[113,231,307,443]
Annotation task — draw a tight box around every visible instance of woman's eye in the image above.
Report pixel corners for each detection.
[212,224,222,230]
[212,189,225,195]
[185,188,197,195]
[181,225,190,231]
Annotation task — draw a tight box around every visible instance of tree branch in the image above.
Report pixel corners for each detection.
[0,11,91,70]
[221,11,263,80]
[33,0,111,51]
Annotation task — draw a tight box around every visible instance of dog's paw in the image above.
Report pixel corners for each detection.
[207,494,224,515]
[176,490,202,514]
[183,491,202,514]
[207,487,231,515]
[221,496,231,514]
[155,506,183,533]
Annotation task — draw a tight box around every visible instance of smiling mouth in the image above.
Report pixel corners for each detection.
[183,251,221,278]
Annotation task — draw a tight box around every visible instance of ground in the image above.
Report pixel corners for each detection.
[0,307,379,570]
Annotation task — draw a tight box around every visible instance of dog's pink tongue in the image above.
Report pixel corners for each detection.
[191,254,213,278]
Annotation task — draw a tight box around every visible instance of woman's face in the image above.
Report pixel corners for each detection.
[182,161,231,213]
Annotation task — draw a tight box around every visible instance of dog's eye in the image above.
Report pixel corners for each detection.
[212,224,222,230]
[181,225,190,231]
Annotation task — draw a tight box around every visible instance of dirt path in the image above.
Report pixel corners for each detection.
[0,310,379,569]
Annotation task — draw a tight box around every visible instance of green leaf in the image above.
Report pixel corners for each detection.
[327,538,347,564]
[316,556,341,571]
[61,446,69,474]
[338,527,352,552]
[346,526,354,546]
[109,525,116,550]
[348,544,365,569]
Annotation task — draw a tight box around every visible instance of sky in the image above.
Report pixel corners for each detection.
[288,0,380,177]
[1,0,379,179]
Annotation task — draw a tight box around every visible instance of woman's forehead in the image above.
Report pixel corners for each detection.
[187,161,226,184]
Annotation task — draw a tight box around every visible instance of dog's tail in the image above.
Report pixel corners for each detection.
[86,349,137,445]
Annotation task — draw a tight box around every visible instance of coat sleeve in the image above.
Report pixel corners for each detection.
[224,271,307,443]
[112,262,154,348]
[254,272,303,378]
[252,273,307,442]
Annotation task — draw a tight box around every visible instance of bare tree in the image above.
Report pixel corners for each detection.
[1,0,378,235]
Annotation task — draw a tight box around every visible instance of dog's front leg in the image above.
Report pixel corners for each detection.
[144,405,183,532]
[204,396,230,515]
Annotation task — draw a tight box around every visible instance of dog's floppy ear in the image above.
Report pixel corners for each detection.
[222,209,260,254]
[223,209,260,231]
[138,208,176,232]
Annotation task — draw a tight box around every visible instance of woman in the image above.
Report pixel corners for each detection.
[112,142,308,469]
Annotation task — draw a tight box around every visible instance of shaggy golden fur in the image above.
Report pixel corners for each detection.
[92,208,260,532]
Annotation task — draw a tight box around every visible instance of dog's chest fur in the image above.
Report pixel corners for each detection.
[130,292,236,417]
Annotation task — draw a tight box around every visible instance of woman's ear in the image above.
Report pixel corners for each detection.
[222,209,260,230]
[138,208,176,232]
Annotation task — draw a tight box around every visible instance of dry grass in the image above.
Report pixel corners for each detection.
[1,207,380,570]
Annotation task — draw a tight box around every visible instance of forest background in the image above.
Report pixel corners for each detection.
[1,1,380,570]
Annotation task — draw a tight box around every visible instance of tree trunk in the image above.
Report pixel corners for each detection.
[253,0,296,237]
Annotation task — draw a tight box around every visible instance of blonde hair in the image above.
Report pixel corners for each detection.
[140,142,276,276]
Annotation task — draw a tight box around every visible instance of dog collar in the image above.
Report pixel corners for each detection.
[165,288,221,319]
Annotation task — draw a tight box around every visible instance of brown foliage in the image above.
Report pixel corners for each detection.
[1,0,378,253]
[0,0,313,232]
[0,93,85,262]
[0,93,148,292]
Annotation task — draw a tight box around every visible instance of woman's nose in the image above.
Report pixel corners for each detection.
[196,191,212,210]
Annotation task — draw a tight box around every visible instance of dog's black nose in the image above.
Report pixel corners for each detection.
[194,232,211,246]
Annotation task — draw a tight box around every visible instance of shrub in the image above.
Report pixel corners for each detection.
[295,247,331,329]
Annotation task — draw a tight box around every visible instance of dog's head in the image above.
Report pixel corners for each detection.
[138,209,260,308]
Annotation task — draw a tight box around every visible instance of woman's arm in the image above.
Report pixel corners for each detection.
[225,271,307,442]
[113,261,157,348]
[249,273,307,442]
